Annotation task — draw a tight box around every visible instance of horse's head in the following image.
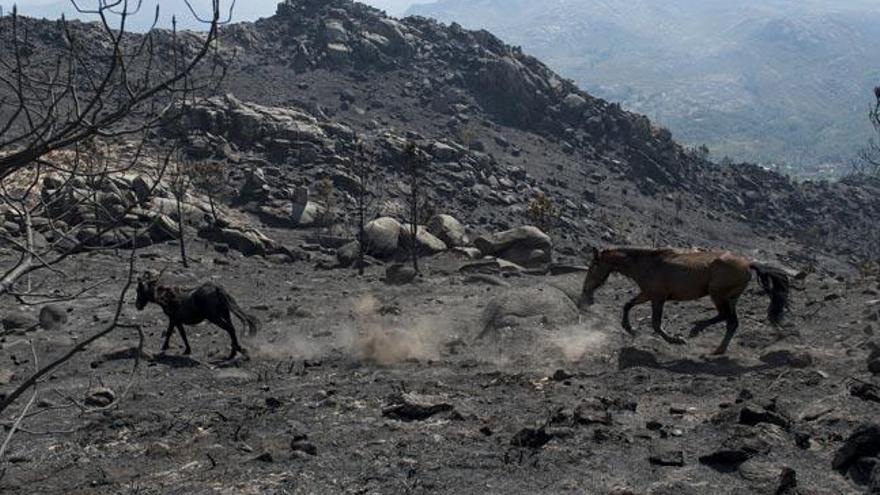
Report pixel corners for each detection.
[578,247,613,309]
[135,270,161,310]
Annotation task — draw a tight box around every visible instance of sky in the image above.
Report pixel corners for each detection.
[0,0,432,22]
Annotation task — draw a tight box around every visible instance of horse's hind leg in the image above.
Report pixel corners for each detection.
[212,313,243,360]
[651,300,687,345]
[712,299,740,355]
[689,295,731,338]
[622,293,650,336]
[176,324,192,355]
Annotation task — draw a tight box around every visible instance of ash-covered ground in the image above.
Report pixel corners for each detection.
[1,227,878,494]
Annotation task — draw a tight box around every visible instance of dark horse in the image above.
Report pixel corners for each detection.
[135,271,261,360]
[579,247,790,355]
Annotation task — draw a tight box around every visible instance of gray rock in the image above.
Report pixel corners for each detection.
[385,264,416,285]
[427,214,466,247]
[398,225,447,255]
[198,225,269,256]
[364,217,402,258]
[39,304,68,331]
[474,225,552,268]
[430,141,462,161]
[336,240,360,268]
[477,285,578,338]
[0,368,14,386]
[131,176,152,203]
[2,311,38,333]
[84,387,116,408]
[562,93,587,112]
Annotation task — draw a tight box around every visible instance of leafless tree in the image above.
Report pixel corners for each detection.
[0,0,232,295]
[401,141,430,274]
[351,138,377,275]
[189,160,227,223]
[168,152,192,267]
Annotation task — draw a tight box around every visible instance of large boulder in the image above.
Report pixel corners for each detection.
[198,225,272,256]
[399,225,447,255]
[290,187,326,228]
[477,285,579,339]
[363,217,402,258]
[427,214,466,247]
[474,226,552,268]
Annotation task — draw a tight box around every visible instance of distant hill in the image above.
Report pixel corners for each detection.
[408,0,880,175]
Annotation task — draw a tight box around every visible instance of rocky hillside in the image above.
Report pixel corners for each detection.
[3,0,880,270]
[210,0,880,267]
[410,0,880,174]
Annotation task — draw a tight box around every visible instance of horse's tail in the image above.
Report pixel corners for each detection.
[220,287,261,336]
[750,263,790,326]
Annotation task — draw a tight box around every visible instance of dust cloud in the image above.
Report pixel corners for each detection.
[349,294,451,366]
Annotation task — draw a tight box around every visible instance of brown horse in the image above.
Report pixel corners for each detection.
[578,247,790,355]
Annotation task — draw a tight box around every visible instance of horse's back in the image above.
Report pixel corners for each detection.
[656,250,750,300]
[185,283,230,319]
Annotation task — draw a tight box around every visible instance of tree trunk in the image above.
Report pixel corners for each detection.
[208,194,218,224]
[176,193,188,268]
[0,211,34,297]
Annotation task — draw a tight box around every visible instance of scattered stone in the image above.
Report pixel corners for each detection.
[739,405,790,429]
[382,393,454,421]
[0,369,15,386]
[336,240,361,268]
[252,452,275,463]
[1,312,38,333]
[38,304,68,331]
[869,344,880,376]
[84,387,116,408]
[551,369,574,381]
[832,424,880,477]
[649,447,685,467]
[385,263,416,285]
[777,467,798,495]
[850,382,880,404]
[699,428,770,470]
[290,435,318,456]
[510,427,553,449]
[145,442,172,457]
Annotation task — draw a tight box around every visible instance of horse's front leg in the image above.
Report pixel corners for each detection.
[651,300,687,345]
[161,321,175,352]
[622,293,650,336]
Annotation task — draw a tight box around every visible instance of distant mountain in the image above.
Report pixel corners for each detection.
[408,0,880,175]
